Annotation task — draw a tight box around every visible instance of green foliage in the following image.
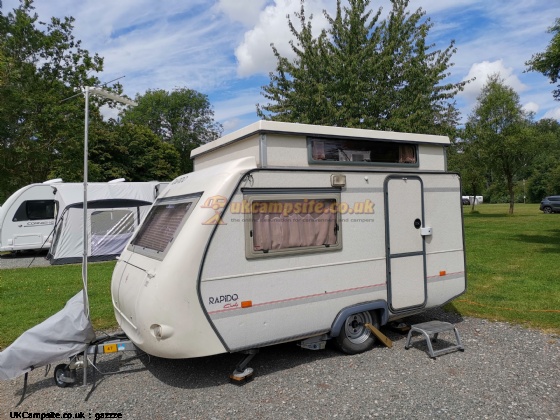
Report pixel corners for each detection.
[0,1,182,202]
[526,18,560,101]
[448,135,486,208]
[121,88,223,175]
[463,74,534,213]
[525,119,560,201]
[48,121,181,182]
[0,0,102,202]
[257,0,465,136]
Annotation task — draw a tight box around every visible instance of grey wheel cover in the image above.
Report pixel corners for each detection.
[343,312,373,344]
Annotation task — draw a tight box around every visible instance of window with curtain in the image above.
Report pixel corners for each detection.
[247,195,341,258]
[309,137,417,165]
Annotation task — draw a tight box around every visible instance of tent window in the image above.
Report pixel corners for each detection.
[91,210,135,236]
[91,210,136,257]
[246,194,341,258]
[309,137,417,165]
[131,200,193,254]
[12,200,55,222]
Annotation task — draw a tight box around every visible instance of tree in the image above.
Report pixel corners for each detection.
[525,119,560,201]
[0,0,103,201]
[120,88,223,175]
[0,44,9,85]
[257,0,466,136]
[48,120,181,183]
[526,18,560,100]
[464,75,534,214]
[448,136,486,212]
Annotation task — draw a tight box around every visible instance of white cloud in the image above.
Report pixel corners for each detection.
[221,118,244,133]
[460,60,526,102]
[214,96,259,122]
[417,0,481,15]
[543,107,560,121]
[523,102,540,115]
[234,0,332,76]
[3,0,560,133]
[216,0,267,27]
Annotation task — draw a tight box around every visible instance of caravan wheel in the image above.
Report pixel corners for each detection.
[335,311,379,355]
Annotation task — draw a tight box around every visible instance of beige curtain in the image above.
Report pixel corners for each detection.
[399,145,416,163]
[252,199,337,252]
[312,141,326,160]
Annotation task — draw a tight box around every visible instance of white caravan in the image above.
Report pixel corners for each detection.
[48,181,168,265]
[111,121,466,359]
[0,178,65,252]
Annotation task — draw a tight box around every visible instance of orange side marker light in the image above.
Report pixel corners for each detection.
[241,300,252,308]
[439,270,447,276]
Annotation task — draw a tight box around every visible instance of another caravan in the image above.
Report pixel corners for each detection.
[47,181,168,265]
[0,179,65,252]
[111,121,466,359]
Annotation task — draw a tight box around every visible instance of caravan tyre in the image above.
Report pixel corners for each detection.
[335,311,379,355]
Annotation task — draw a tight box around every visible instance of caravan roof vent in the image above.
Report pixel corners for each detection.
[108,178,126,183]
[43,178,63,184]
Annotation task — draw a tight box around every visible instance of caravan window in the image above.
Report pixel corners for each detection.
[129,193,201,259]
[245,192,342,258]
[12,200,55,221]
[309,137,417,165]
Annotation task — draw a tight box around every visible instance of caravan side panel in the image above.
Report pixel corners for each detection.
[199,169,466,351]
[199,170,389,351]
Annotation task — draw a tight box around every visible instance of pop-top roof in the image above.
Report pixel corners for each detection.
[191,121,450,159]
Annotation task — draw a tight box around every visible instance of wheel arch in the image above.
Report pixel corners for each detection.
[329,300,389,338]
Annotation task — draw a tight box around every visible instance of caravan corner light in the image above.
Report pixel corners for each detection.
[109,178,126,183]
[150,324,174,340]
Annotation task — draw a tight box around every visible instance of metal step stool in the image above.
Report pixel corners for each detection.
[404,320,464,359]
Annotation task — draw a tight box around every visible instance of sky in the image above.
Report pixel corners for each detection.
[2,0,560,135]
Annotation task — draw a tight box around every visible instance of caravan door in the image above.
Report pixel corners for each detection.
[384,176,426,312]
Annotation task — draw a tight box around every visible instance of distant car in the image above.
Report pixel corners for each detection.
[540,195,560,214]
[462,197,471,205]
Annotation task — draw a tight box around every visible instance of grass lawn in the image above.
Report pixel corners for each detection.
[0,262,117,349]
[0,203,558,349]
[446,203,560,334]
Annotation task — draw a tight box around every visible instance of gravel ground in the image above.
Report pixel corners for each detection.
[0,250,52,269]
[0,308,558,419]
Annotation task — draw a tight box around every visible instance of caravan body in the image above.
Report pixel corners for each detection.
[0,179,64,252]
[111,121,466,359]
[47,181,168,265]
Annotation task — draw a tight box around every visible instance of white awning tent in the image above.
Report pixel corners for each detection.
[47,181,167,265]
